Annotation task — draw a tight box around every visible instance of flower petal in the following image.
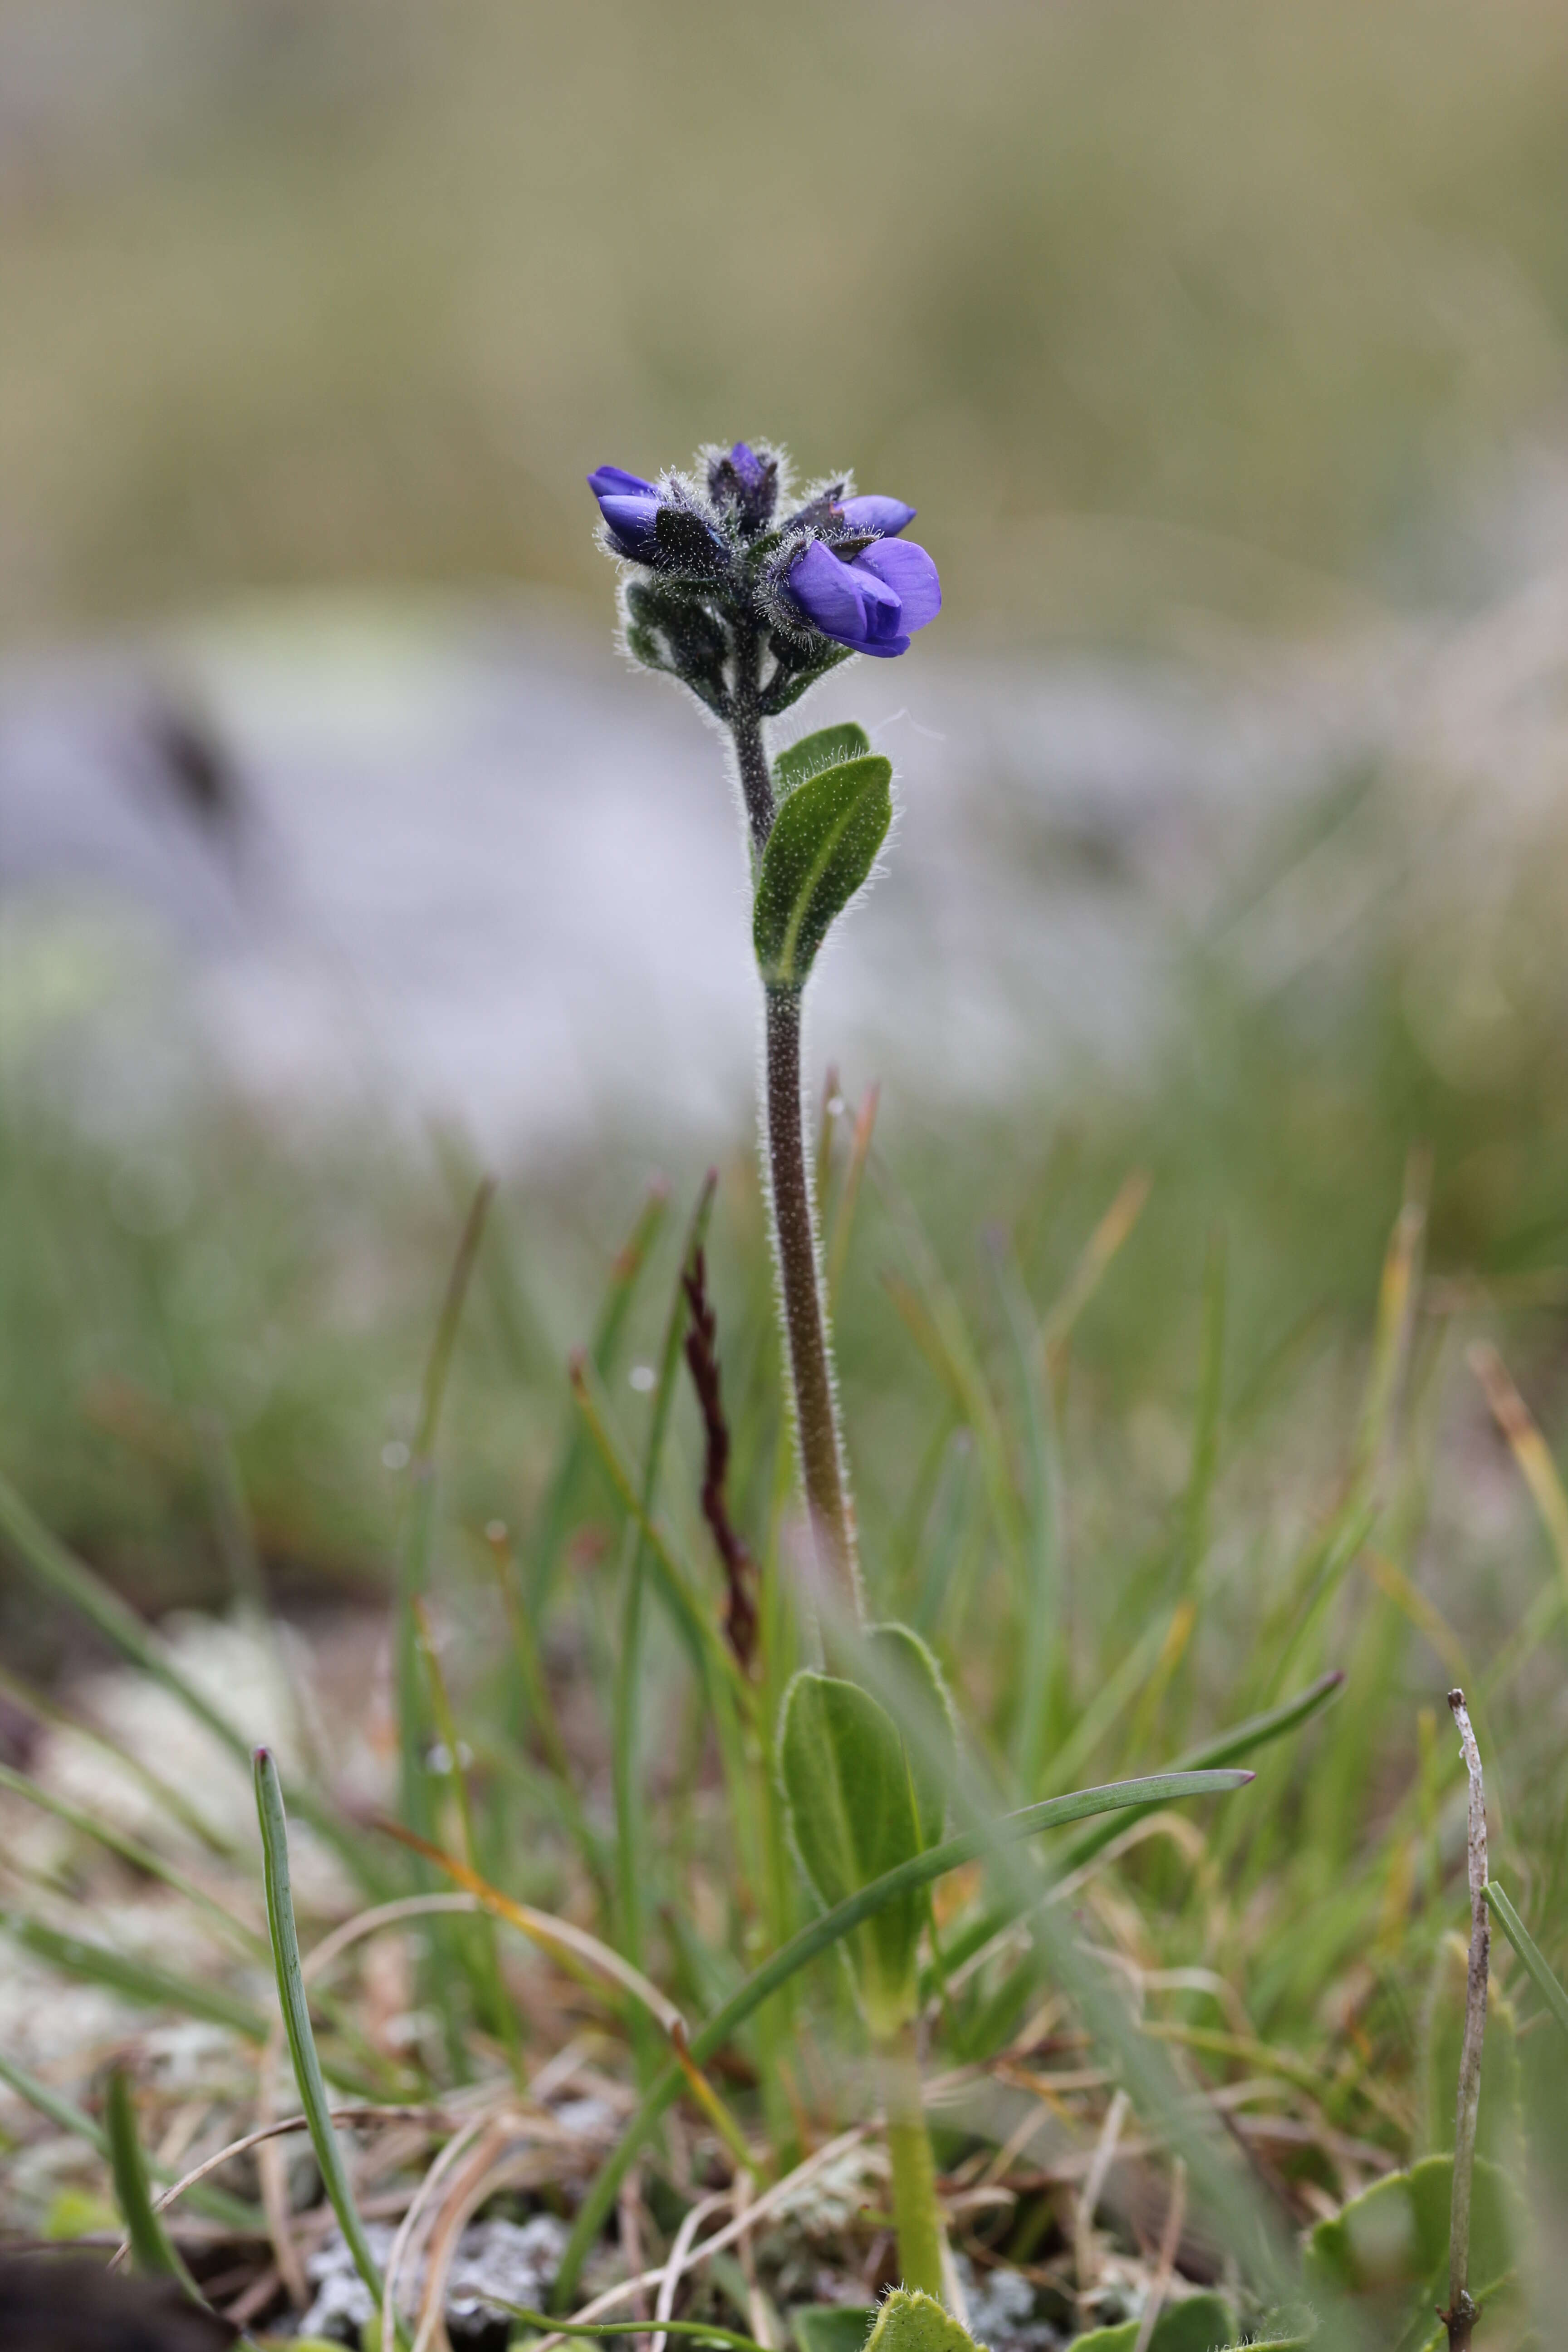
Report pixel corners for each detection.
[855,635,913,658]
[839,495,916,537]
[787,541,873,642]
[588,465,658,499]
[597,492,662,556]
[852,538,941,633]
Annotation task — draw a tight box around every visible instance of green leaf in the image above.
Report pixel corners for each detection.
[864,2288,979,2352]
[1486,1877,1568,2041]
[254,1746,403,2349]
[774,722,871,799]
[551,1762,1253,2313]
[105,2066,201,2298]
[781,1671,926,2034]
[779,1626,955,2036]
[1068,2295,1233,2351]
[1303,2154,1519,2345]
[753,754,892,989]
[793,2307,877,2352]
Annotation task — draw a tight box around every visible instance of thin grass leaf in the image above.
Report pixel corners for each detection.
[1485,1879,1568,2040]
[526,1180,671,1617]
[615,1171,716,2037]
[0,1758,263,1956]
[0,1464,361,1882]
[1038,1170,1151,1360]
[0,1656,235,1857]
[254,1745,399,2341]
[106,2066,201,2295]
[0,2048,261,2233]
[2,1911,267,2042]
[990,1240,1063,1799]
[411,1597,519,2068]
[506,2312,770,2352]
[551,1764,1253,2309]
[568,1352,743,1692]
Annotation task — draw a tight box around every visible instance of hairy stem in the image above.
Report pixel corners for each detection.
[730,632,774,860]
[875,2020,947,2301]
[1445,1687,1489,2352]
[763,983,861,1610]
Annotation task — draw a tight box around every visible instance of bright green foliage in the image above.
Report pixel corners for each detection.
[774,723,872,801]
[793,2307,878,2352]
[1486,1881,1568,2044]
[1068,2293,1232,2350]
[753,754,892,989]
[779,1623,954,2035]
[105,2067,199,2295]
[1302,2155,1519,2346]
[863,2288,979,2352]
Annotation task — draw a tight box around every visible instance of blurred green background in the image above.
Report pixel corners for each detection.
[3,0,1567,642]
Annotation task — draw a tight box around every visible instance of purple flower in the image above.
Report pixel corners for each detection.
[588,464,663,560]
[786,527,941,660]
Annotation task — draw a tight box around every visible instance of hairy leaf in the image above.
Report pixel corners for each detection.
[753,754,892,990]
[774,722,871,800]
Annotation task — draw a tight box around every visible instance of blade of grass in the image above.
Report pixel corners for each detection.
[479,1521,613,1895]
[0,2048,260,2233]
[568,1353,744,1695]
[254,1745,403,2346]
[1039,1170,1152,1362]
[391,1176,495,2081]
[411,1597,519,2069]
[936,1669,1344,1980]
[1470,1342,1568,1616]
[0,1656,234,1857]
[105,2066,201,2296]
[0,1464,362,1883]
[550,1764,1254,2309]
[526,1181,671,1619]
[825,1081,880,1302]
[990,1237,1063,1797]
[2,1911,267,2043]
[616,1171,717,2069]
[0,1758,263,1956]
[1485,1878,1568,2039]
[507,2313,769,2352]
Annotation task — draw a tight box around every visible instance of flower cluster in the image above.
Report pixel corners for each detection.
[587,442,940,721]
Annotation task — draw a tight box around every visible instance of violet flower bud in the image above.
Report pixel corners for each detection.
[587,464,663,560]
[785,531,941,660]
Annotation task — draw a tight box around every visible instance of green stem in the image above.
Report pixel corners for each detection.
[875,2020,947,2299]
[762,982,861,1612]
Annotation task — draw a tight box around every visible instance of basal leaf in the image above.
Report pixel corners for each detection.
[1068,2293,1233,2350]
[1303,2154,1519,2345]
[774,722,872,800]
[780,1671,926,2034]
[753,754,892,990]
[864,2288,979,2352]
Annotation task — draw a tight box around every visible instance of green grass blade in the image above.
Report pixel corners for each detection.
[991,1240,1063,1797]
[0,1656,235,1857]
[0,2048,260,2233]
[506,2312,770,2352]
[551,1763,1252,2309]
[942,1667,1344,2005]
[0,1758,264,1956]
[106,2065,201,2294]
[254,1744,399,2339]
[615,1171,716,2028]
[3,1911,268,2042]
[526,1180,671,1618]
[1485,1878,1568,2039]
[0,1464,364,1885]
